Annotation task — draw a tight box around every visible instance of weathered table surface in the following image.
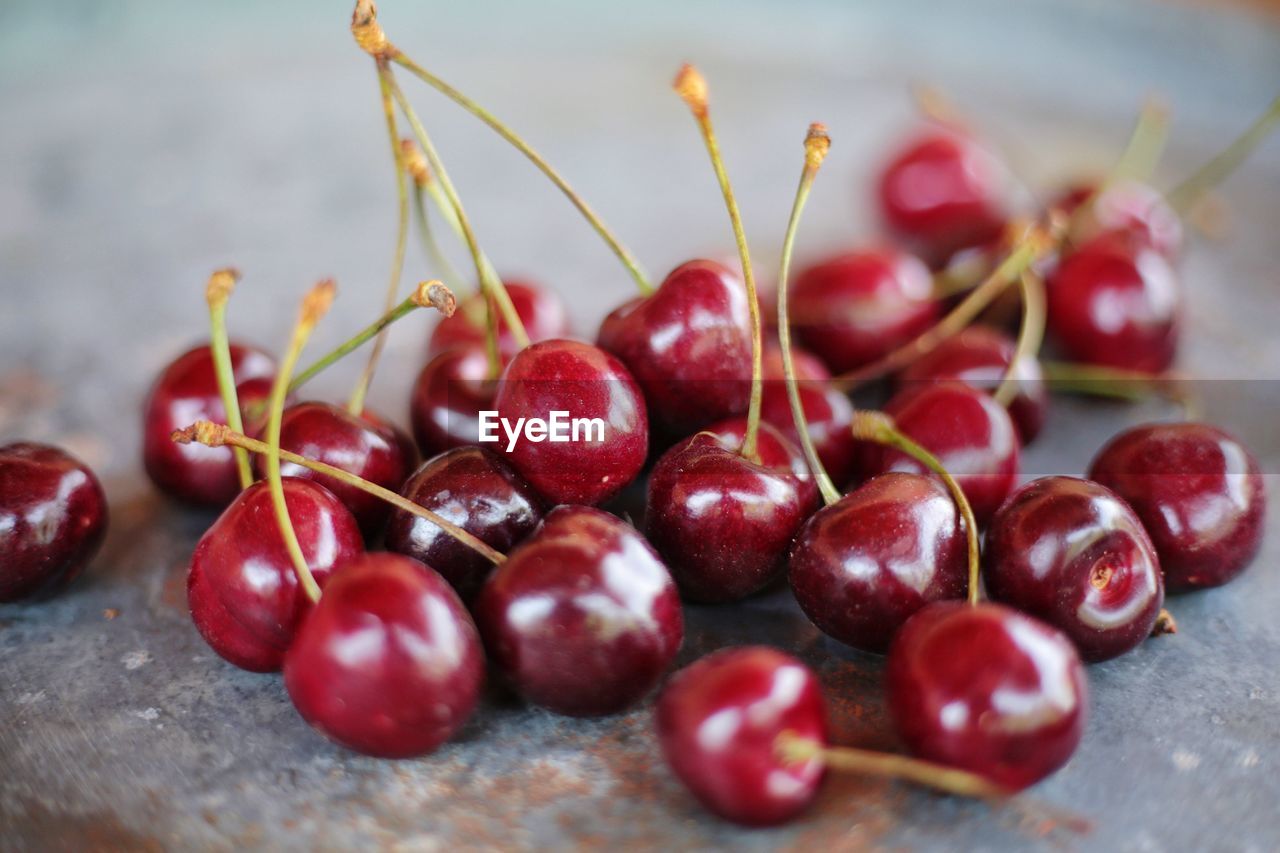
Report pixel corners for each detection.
[2,0,1279,849]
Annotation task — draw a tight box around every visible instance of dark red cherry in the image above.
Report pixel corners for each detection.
[427,279,568,362]
[863,382,1020,525]
[656,646,826,827]
[789,473,967,653]
[385,446,545,603]
[1089,422,1266,592]
[475,506,683,716]
[760,344,858,486]
[0,443,108,602]
[143,342,275,505]
[493,338,648,506]
[188,478,364,672]
[597,259,751,435]
[284,552,484,758]
[1052,179,1183,258]
[410,344,497,457]
[896,325,1048,444]
[645,419,818,603]
[254,401,413,537]
[876,129,1008,266]
[789,248,940,373]
[887,601,1088,790]
[1046,232,1181,373]
[984,476,1164,662]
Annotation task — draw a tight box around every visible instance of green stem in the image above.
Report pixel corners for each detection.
[1109,98,1170,186]
[411,177,467,288]
[993,271,1046,407]
[1166,95,1280,216]
[205,268,252,490]
[1040,361,1199,418]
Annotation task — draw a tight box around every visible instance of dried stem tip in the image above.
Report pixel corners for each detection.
[205,267,241,307]
[1152,608,1178,636]
[171,421,230,447]
[850,410,897,443]
[673,63,709,116]
[351,0,394,58]
[804,123,831,168]
[413,280,456,316]
[301,279,337,327]
[401,138,430,186]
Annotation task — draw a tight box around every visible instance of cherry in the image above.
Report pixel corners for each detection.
[142,342,275,505]
[984,476,1164,661]
[284,552,484,758]
[861,382,1020,525]
[886,601,1089,790]
[493,338,648,506]
[876,128,1008,267]
[1046,231,1180,373]
[597,259,751,435]
[385,446,544,603]
[760,343,858,486]
[474,506,682,716]
[789,473,968,653]
[409,344,496,457]
[187,478,364,672]
[1051,179,1182,258]
[645,418,817,603]
[896,325,1047,444]
[0,443,108,602]
[427,279,568,362]
[1088,422,1266,592]
[656,646,827,827]
[789,248,940,373]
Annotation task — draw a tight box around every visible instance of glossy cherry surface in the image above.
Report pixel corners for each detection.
[284,552,484,758]
[188,478,364,672]
[0,443,108,602]
[789,473,967,653]
[896,325,1047,444]
[759,343,858,487]
[984,476,1164,662]
[597,259,751,435]
[646,419,817,603]
[143,342,275,505]
[789,248,940,373]
[410,344,497,457]
[886,601,1088,790]
[427,279,569,362]
[494,338,648,506]
[475,506,683,716]
[386,446,545,603]
[1089,422,1266,592]
[1052,179,1183,259]
[656,646,827,827]
[1046,231,1181,372]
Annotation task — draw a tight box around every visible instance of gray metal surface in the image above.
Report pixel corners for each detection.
[2,0,1279,849]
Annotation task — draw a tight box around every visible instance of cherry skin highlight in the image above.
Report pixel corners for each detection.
[597,259,751,435]
[886,601,1088,790]
[984,476,1164,662]
[284,552,484,758]
[656,646,827,827]
[427,279,568,362]
[385,446,545,604]
[187,478,364,672]
[760,343,858,487]
[143,342,275,505]
[410,344,497,457]
[475,506,683,716]
[0,443,108,602]
[789,473,967,654]
[645,418,818,603]
[1088,422,1266,592]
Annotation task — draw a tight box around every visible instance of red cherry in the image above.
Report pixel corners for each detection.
[789,249,940,373]
[0,443,108,601]
[789,473,967,653]
[597,259,751,435]
[494,339,648,506]
[1046,232,1181,372]
[475,506,683,716]
[984,476,1164,662]
[143,343,275,505]
[1088,422,1266,592]
[886,601,1088,790]
[187,478,364,672]
[760,344,858,486]
[1052,179,1183,258]
[645,418,817,603]
[409,345,497,457]
[427,279,568,362]
[656,646,826,827]
[284,552,484,758]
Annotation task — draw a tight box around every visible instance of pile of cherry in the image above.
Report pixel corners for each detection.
[2,1,1276,831]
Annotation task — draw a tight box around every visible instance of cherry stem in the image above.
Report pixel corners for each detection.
[851,410,980,606]
[403,139,468,289]
[777,124,840,506]
[993,270,1046,407]
[173,421,506,566]
[267,280,337,605]
[1166,95,1280,216]
[1109,98,1170,186]
[675,63,763,462]
[1039,361,1200,419]
[204,267,252,490]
